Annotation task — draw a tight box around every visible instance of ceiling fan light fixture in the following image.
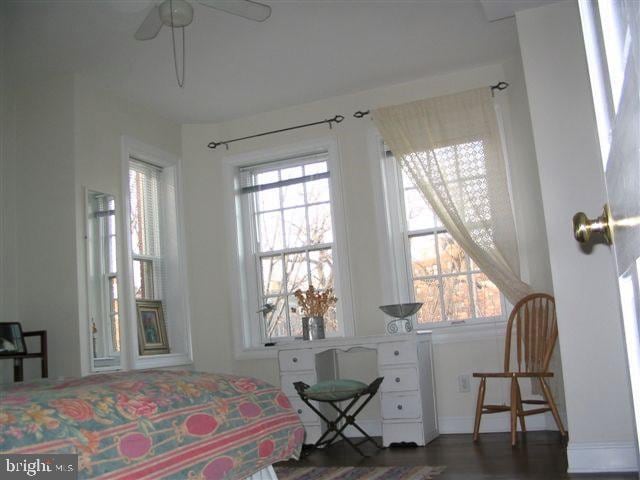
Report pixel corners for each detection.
[159,0,194,28]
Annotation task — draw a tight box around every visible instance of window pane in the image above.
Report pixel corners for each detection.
[414,278,442,323]
[281,166,303,180]
[283,207,307,248]
[309,248,333,290]
[404,188,436,231]
[410,234,438,277]
[108,235,117,273]
[256,188,280,212]
[258,211,283,252]
[438,233,468,274]
[109,277,119,313]
[304,162,328,175]
[442,276,472,320]
[261,255,283,295]
[288,295,303,338]
[324,305,338,333]
[256,170,278,186]
[308,203,333,244]
[473,273,502,318]
[264,296,288,338]
[306,178,330,204]
[281,183,305,208]
[133,259,154,299]
[285,252,308,292]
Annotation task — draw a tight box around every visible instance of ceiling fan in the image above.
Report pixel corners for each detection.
[135,0,271,41]
[134,0,271,87]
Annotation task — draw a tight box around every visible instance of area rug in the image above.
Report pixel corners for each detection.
[273,465,445,480]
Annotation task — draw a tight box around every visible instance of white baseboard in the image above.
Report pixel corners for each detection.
[438,412,552,434]
[342,419,382,438]
[567,441,638,473]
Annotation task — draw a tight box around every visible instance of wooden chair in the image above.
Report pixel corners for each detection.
[472,293,566,446]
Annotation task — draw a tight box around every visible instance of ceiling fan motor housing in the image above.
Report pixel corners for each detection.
[159,0,194,28]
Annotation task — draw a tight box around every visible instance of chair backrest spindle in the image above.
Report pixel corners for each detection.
[503,293,557,373]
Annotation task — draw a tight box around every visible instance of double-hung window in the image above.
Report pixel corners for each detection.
[122,138,192,369]
[235,145,351,348]
[383,145,504,326]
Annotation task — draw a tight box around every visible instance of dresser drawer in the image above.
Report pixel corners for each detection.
[280,372,317,396]
[279,349,315,371]
[380,367,419,393]
[290,399,321,424]
[378,342,418,366]
[381,393,421,420]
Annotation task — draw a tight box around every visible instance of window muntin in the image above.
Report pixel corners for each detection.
[242,155,338,341]
[396,152,503,325]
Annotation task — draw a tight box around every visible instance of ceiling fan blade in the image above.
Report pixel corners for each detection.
[135,6,164,40]
[198,0,272,22]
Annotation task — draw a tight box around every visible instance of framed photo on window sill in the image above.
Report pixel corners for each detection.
[136,300,170,356]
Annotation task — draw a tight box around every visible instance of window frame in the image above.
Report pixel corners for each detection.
[121,136,193,370]
[370,132,508,332]
[224,137,354,358]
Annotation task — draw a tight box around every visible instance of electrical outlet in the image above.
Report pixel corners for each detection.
[457,374,470,393]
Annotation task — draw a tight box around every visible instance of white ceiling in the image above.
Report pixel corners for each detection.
[6,0,521,124]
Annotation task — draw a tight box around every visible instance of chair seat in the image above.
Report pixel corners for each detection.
[304,379,369,401]
[473,371,554,378]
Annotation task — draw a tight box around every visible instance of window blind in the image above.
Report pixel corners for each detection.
[129,158,164,301]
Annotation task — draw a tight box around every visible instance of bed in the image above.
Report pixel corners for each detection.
[0,369,304,479]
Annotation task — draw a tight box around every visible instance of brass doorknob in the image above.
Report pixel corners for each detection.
[572,204,612,245]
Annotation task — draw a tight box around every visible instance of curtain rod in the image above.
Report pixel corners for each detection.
[352,81,510,119]
[207,115,345,150]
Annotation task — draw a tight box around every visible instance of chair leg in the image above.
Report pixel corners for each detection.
[516,380,526,433]
[473,377,486,442]
[539,377,566,437]
[510,376,518,447]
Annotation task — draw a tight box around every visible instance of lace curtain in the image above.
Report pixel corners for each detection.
[372,88,531,305]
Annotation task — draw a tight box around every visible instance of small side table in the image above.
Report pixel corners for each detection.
[6,330,48,382]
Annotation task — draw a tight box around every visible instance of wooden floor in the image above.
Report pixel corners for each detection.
[279,432,637,479]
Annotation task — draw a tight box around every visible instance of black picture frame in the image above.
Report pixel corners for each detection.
[0,322,27,356]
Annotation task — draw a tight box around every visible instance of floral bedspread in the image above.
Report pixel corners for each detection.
[0,370,304,479]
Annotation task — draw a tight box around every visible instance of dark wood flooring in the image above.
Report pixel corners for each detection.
[278,432,638,479]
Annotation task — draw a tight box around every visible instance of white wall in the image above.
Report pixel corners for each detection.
[517,0,636,472]
[13,75,80,380]
[0,2,18,383]
[181,59,556,431]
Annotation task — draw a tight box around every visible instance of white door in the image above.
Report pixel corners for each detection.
[577,0,640,458]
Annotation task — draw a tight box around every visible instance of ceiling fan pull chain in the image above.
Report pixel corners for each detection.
[169,0,186,88]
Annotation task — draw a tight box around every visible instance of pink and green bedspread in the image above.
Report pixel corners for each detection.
[0,369,304,479]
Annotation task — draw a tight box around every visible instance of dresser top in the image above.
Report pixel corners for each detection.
[275,330,432,352]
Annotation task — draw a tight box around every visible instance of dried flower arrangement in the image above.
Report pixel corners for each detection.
[293,284,337,317]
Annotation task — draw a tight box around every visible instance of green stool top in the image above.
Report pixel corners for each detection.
[305,379,369,401]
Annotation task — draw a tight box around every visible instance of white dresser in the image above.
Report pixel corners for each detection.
[277,332,438,447]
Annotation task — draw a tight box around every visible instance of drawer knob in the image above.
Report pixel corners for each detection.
[394,350,399,356]
[397,404,403,410]
[297,409,302,414]
[292,357,298,363]
[395,377,401,383]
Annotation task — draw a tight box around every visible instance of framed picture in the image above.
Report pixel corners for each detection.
[135,300,170,355]
[0,322,27,356]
